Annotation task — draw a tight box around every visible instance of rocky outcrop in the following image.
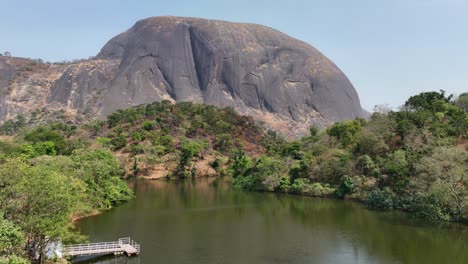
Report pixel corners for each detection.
[0,16,366,138]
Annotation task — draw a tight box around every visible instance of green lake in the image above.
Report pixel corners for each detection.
[76,178,468,264]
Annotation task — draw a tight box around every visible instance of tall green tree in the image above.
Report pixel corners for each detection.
[0,158,86,263]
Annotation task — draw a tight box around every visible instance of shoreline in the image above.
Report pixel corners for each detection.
[71,210,102,223]
[74,177,468,227]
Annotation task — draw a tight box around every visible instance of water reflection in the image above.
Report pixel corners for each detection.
[77,178,468,264]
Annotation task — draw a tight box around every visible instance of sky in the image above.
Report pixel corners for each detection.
[1,0,467,111]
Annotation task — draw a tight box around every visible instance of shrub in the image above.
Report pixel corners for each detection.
[291,178,311,194]
[230,149,251,178]
[232,175,259,191]
[278,177,291,192]
[412,194,451,221]
[215,133,233,152]
[250,156,287,191]
[24,126,66,154]
[130,144,143,156]
[335,175,355,198]
[309,182,335,196]
[110,135,127,149]
[179,139,203,166]
[366,188,395,210]
[142,121,156,131]
[96,137,112,148]
[131,131,144,141]
[210,158,222,170]
[157,135,174,151]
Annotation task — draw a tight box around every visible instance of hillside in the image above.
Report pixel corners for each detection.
[0,91,467,263]
[0,16,366,138]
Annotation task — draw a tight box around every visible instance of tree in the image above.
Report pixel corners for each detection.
[233,155,286,191]
[72,149,132,209]
[455,92,468,112]
[86,120,105,136]
[4,51,11,56]
[381,150,410,192]
[179,139,203,167]
[404,90,452,112]
[24,126,66,154]
[326,119,363,148]
[414,147,468,221]
[0,158,86,263]
[230,148,251,178]
[0,216,26,258]
[309,126,319,137]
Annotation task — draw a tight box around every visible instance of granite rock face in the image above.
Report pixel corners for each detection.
[1,17,365,137]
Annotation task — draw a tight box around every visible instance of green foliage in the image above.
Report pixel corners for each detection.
[110,134,127,150]
[281,141,303,159]
[21,141,56,157]
[411,194,451,221]
[261,129,286,155]
[230,149,251,178]
[232,175,258,191]
[290,178,310,194]
[405,90,451,112]
[0,87,466,264]
[179,139,203,167]
[335,175,355,198]
[289,179,334,196]
[230,90,467,222]
[309,182,335,196]
[130,143,143,156]
[326,119,363,148]
[0,255,29,264]
[131,131,144,141]
[215,133,233,152]
[232,156,286,192]
[355,155,378,177]
[96,136,112,148]
[142,120,156,131]
[156,135,174,152]
[0,115,26,135]
[72,149,132,209]
[315,148,354,184]
[0,141,22,157]
[380,150,410,192]
[455,92,468,112]
[366,188,395,210]
[309,126,319,137]
[0,158,86,262]
[413,147,467,221]
[24,126,67,154]
[85,120,105,136]
[0,216,25,257]
[356,130,389,157]
[248,156,287,191]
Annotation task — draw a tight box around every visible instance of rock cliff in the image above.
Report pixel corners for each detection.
[0,16,365,137]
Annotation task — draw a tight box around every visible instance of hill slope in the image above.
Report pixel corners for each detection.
[0,16,366,138]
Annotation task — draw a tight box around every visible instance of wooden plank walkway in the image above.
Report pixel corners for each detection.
[61,237,140,257]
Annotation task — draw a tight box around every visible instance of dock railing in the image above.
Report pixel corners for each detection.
[62,237,140,257]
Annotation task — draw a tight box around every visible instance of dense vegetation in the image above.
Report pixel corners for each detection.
[0,101,266,263]
[0,126,132,263]
[0,91,467,263]
[232,91,468,222]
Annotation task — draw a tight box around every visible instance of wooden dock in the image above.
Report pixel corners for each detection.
[61,237,140,257]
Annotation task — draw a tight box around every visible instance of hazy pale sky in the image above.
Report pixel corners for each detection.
[1,0,467,110]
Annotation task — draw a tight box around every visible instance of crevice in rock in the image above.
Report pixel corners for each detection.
[188,26,204,91]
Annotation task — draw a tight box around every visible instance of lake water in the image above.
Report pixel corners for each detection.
[76,178,468,264]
